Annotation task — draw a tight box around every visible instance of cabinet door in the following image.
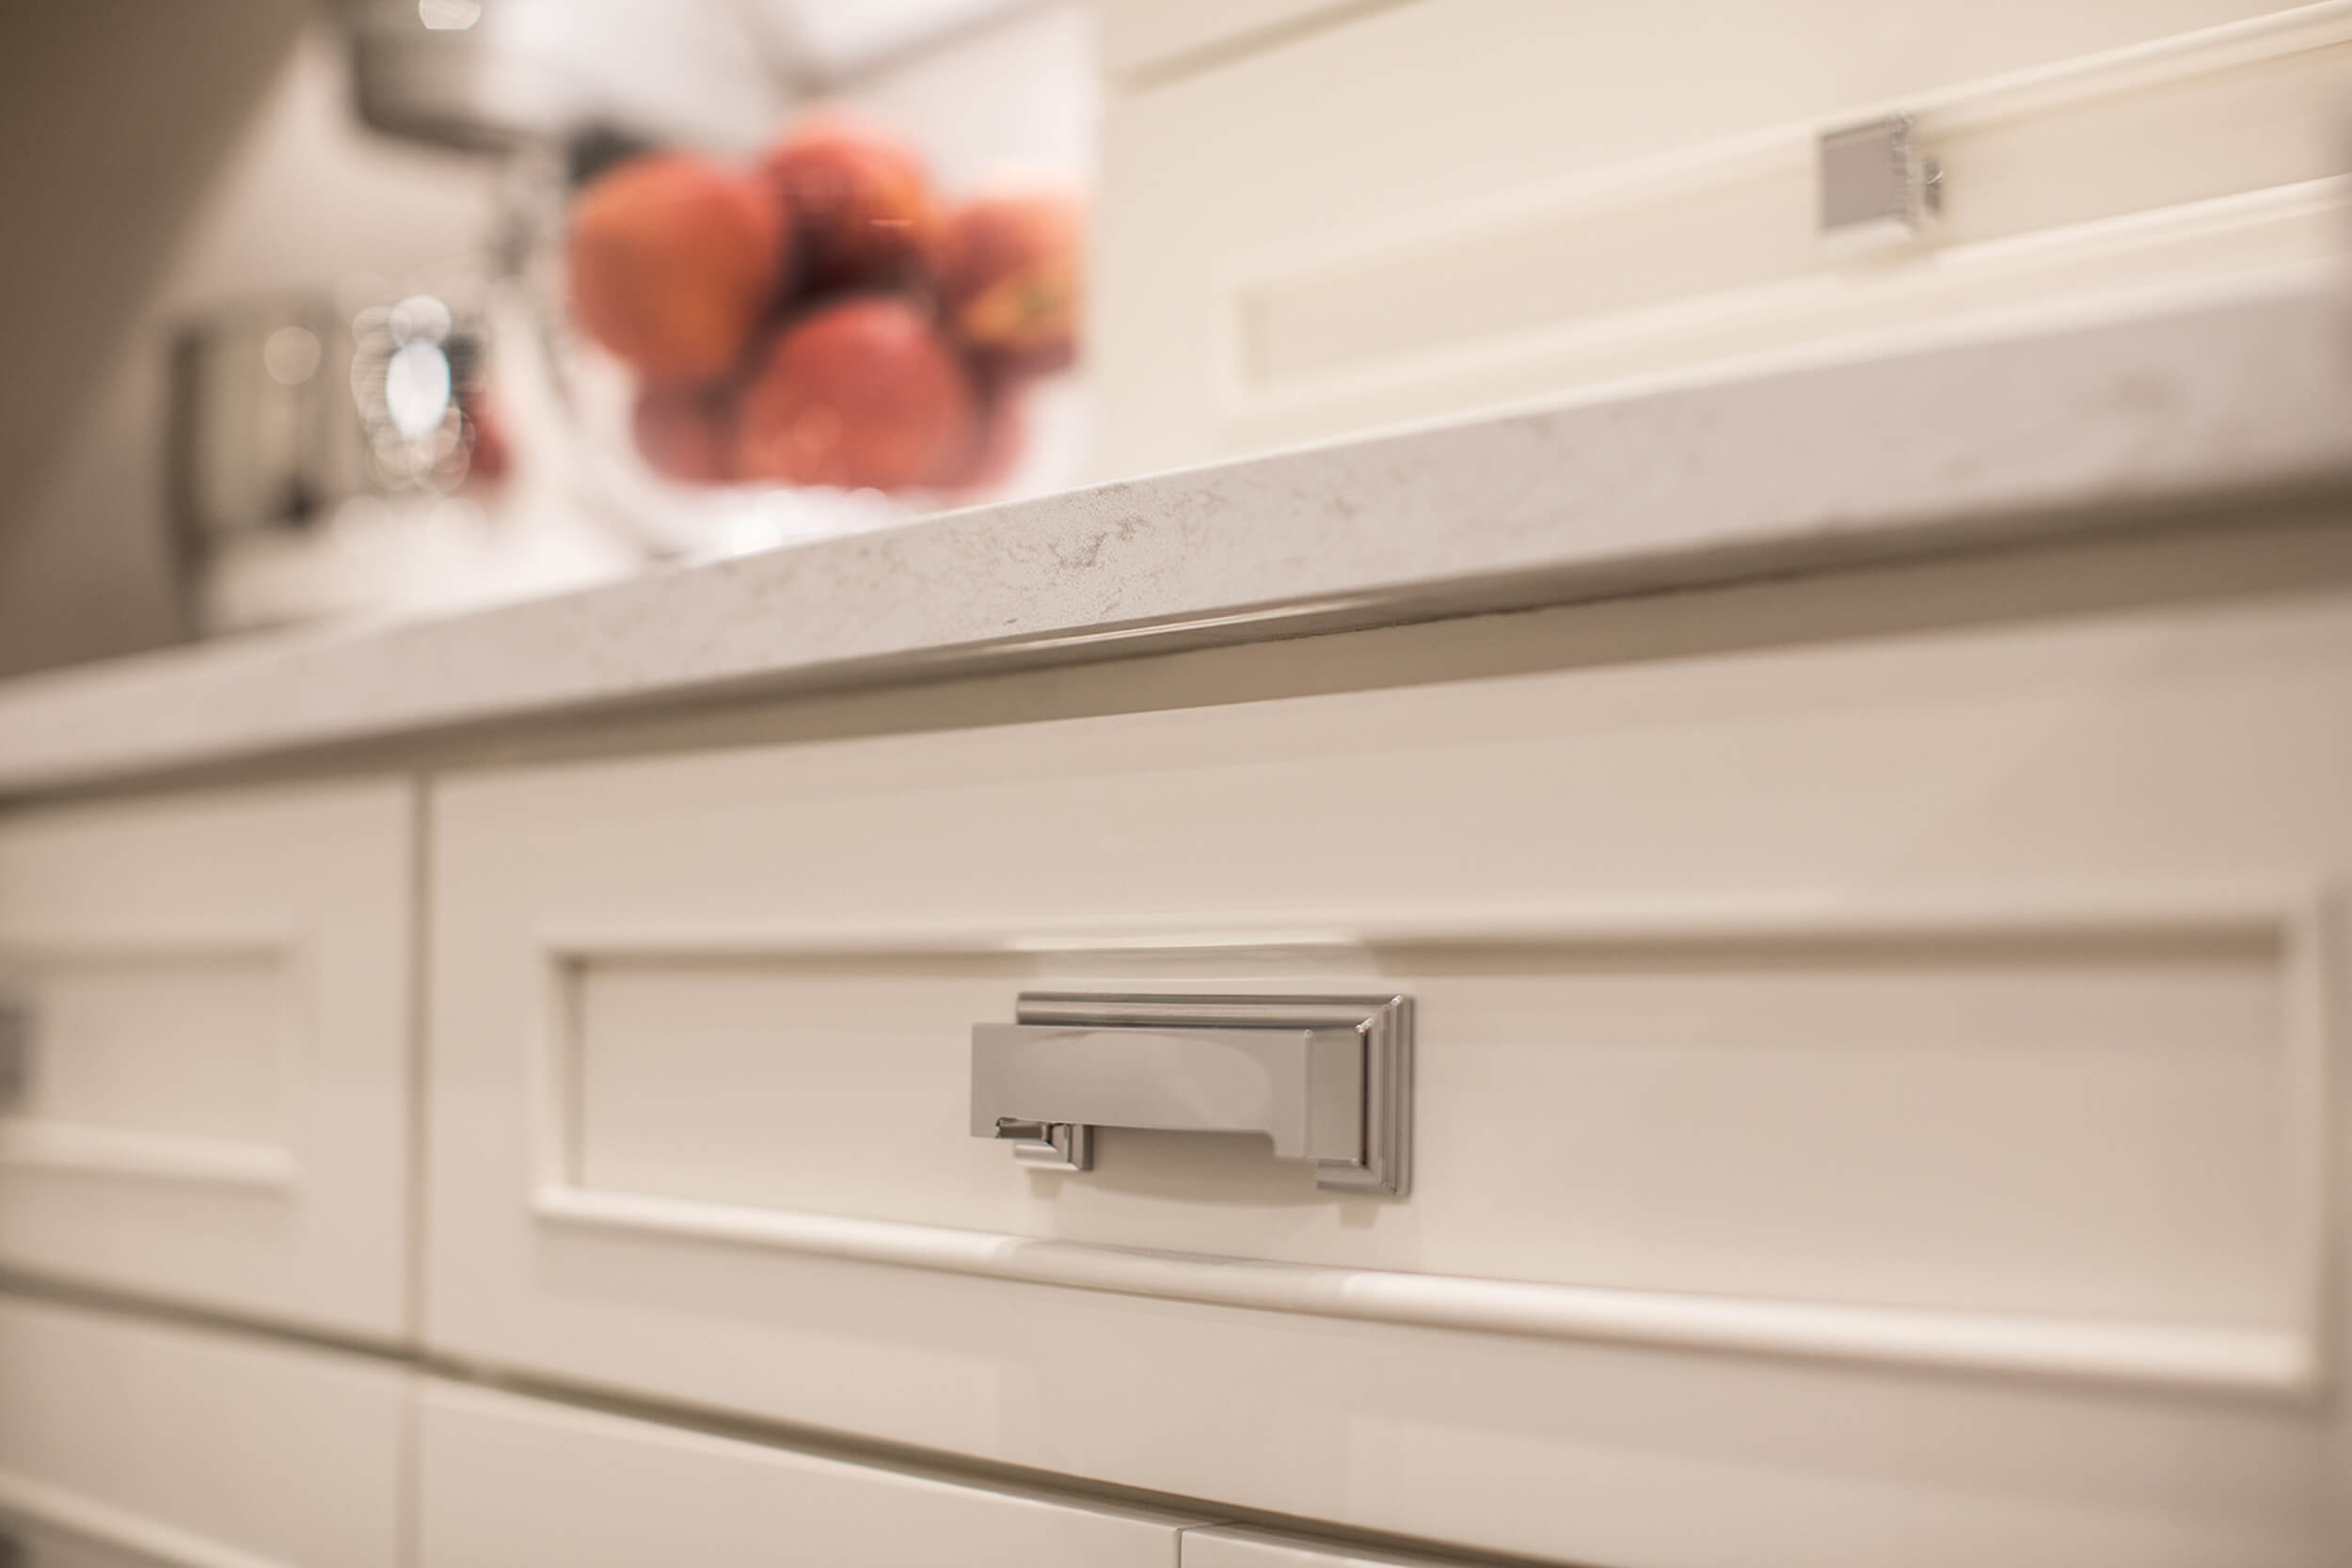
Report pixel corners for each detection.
[0,781,413,1338]
[417,1380,1194,1568]
[0,1294,405,1568]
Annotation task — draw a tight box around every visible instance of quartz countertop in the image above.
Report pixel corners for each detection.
[3,267,2348,799]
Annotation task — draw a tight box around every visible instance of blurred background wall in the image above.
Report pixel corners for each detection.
[0,2,503,678]
[0,0,1088,679]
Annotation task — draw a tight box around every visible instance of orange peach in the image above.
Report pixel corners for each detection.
[760,116,933,290]
[567,154,786,379]
[735,297,975,492]
[931,186,1083,375]
[631,380,737,485]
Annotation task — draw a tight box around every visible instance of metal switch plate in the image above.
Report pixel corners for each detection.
[1819,114,1942,250]
[972,992,1412,1196]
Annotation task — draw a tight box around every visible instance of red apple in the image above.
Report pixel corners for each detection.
[929,380,1025,494]
[930,186,1083,376]
[631,380,737,485]
[735,297,975,492]
[459,379,512,487]
[567,154,786,379]
[760,116,934,290]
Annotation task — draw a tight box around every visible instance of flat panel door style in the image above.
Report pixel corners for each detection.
[417,1380,1193,1568]
[0,1295,405,1568]
[0,781,414,1338]
[426,518,2352,1567]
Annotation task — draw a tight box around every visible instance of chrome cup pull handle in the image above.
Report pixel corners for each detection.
[970,992,1411,1196]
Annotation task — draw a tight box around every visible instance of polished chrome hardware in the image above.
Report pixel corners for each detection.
[0,982,29,1107]
[1819,114,1942,250]
[971,992,1411,1196]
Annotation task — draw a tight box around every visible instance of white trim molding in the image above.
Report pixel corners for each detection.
[0,1472,294,1568]
[0,928,309,1194]
[0,1121,298,1191]
[530,880,2337,1399]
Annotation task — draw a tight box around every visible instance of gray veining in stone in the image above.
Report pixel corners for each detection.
[2,268,2347,797]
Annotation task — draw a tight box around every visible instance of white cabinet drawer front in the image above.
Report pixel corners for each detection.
[1096,0,2340,473]
[13,958,284,1147]
[0,782,413,1337]
[418,1381,1192,1568]
[563,920,2301,1332]
[0,1295,405,1568]
[427,525,2352,1565]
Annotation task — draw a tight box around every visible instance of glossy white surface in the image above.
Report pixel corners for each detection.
[0,782,415,1338]
[0,274,2345,798]
[416,1380,1196,1568]
[0,1295,405,1568]
[425,516,2352,1567]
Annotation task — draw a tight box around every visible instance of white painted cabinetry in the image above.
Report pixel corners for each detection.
[415,1380,1198,1568]
[1093,0,2352,472]
[423,517,2352,1566]
[3,277,2350,1568]
[0,1294,405,1568]
[0,783,415,1339]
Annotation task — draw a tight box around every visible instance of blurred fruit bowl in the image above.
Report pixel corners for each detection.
[532,112,1083,558]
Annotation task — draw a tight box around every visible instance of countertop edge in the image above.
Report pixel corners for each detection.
[3,267,2348,799]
